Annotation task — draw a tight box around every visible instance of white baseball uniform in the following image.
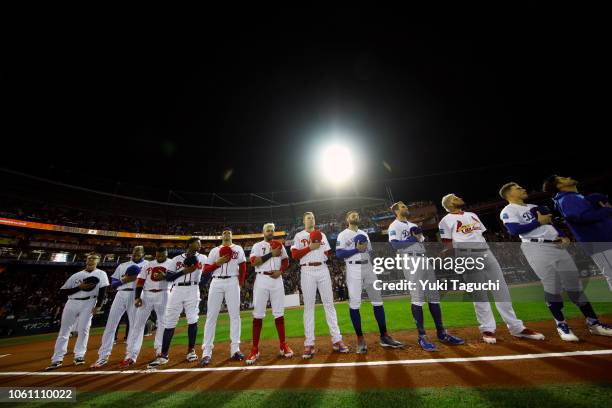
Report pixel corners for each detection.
[201,244,245,358]
[388,219,439,305]
[164,252,207,329]
[124,258,174,362]
[336,228,383,309]
[51,269,109,362]
[291,230,342,346]
[250,240,288,319]
[439,211,526,335]
[97,259,145,360]
[500,203,582,294]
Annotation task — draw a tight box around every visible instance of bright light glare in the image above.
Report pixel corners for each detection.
[321,144,354,184]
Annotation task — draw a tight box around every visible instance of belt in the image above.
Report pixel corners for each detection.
[119,288,134,291]
[526,238,562,243]
[213,276,236,279]
[301,262,323,267]
[147,289,164,293]
[456,248,488,252]
[257,271,274,275]
[348,260,369,265]
[71,296,97,300]
[176,282,199,286]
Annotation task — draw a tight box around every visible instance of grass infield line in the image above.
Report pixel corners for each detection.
[1,349,611,377]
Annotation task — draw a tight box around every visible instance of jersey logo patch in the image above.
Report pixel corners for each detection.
[389,230,397,236]
[502,213,509,219]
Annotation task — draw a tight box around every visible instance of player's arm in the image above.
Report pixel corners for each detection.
[560,195,612,224]
[93,286,107,311]
[59,286,82,296]
[238,261,247,287]
[389,236,418,250]
[335,234,359,259]
[290,241,311,260]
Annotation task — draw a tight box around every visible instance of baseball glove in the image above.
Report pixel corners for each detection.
[81,276,99,291]
[409,226,423,236]
[353,234,368,245]
[150,266,166,281]
[183,255,198,267]
[309,230,323,243]
[529,205,552,220]
[125,264,141,277]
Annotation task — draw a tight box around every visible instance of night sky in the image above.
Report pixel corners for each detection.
[2,11,608,206]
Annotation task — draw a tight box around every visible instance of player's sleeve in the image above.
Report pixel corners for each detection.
[281,245,289,260]
[290,234,301,250]
[137,263,149,280]
[205,248,218,265]
[335,232,348,250]
[366,233,373,252]
[438,218,453,240]
[238,247,246,263]
[558,194,612,224]
[475,214,487,233]
[387,222,400,242]
[98,271,110,287]
[500,207,520,224]
[321,233,330,251]
[60,275,74,290]
[111,264,122,280]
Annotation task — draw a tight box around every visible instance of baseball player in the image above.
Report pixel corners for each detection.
[46,254,109,370]
[500,182,612,340]
[543,175,612,291]
[336,210,403,353]
[147,237,207,368]
[200,228,247,366]
[291,211,348,359]
[439,193,544,344]
[91,246,145,368]
[120,247,174,367]
[388,201,464,351]
[245,223,293,365]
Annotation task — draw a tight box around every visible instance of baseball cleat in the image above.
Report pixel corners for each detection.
[74,357,85,365]
[482,331,497,344]
[588,320,612,337]
[119,358,135,369]
[200,356,211,366]
[45,361,63,371]
[302,345,315,359]
[557,322,580,342]
[279,342,294,358]
[417,335,438,351]
[231,351,245,361]
[356,336,368,354]
[437,332,465,345]
[186,350,198,362]
[147,355,169,369]
[380,334,403,348]
[513,328,545,340]
[90,358,108,369]
[245,348,259,365]
[332,340,350,353]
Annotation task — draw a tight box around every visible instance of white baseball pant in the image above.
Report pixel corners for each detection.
[201,276,241,357]
[97,290,135,360]
[51,298,96,362]
[252,274,285,319]
[521,243,582,294]
[125,289,168,362]
[346,263,383,310]
[461,249,525,335]
[591,248,612,291]
[301,265,342,346]
[164,285,200,329]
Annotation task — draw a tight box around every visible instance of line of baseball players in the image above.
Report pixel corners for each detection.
[45,174,612,369]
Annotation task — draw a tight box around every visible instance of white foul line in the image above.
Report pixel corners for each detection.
[1,349,611,377]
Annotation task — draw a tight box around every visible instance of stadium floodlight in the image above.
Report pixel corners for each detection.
[320,144,354,185]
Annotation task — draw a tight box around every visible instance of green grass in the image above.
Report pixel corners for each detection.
[14,384,612,407]
[150,278,612,346]
[1,278,611,349]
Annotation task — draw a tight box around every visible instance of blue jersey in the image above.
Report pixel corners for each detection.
[553,191,612,243]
